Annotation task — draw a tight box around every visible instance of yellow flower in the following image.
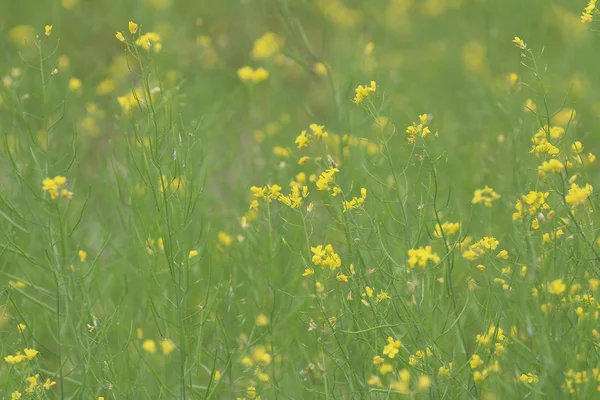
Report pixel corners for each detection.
[433,222,460,238]
[78,250,87,262]
[512,36,526,49]
[565,183,592,208]
[45,25,53,37]
[142,339,157,353]
[302,268,314,277]
[17,323,27,333]
[470,354,483,369]
[160,339,176,355]
[496,250,508,259]
[129,21,138,34]
[237,66,269,83]
[42,379,56,390]
[520,372,539,384]
[11,392,22,400]
[69,77,82,92]
[472,186,500,207]
[407,246,440,269]
[256,313,269,326]
[218,231,233,247]
[251,32,284,60]
[115,32,125,42]
[24,348,39,360]
[548,279,566,295]
[382,337,402,358]
[189,250,198,259]
[353,81,376,104]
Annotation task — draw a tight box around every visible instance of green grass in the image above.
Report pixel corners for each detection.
[1,0,600,398]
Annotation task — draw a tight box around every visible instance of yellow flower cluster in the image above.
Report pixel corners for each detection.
[4,348,38,364]
[251,32,284,60]
[136,32,162,52]
[382,337,402,358]
[472,186,500,207]
[512,36,527,49]
[42,176,73,199]
[316,167,340,194]
[250,184,282,203]
[295,123,329,149]
[405,113,433,144]
[512,191,550,221]
[462,237,500,261]
[278,185,309,209]
[311,244,342,270]
[565,183,593,208]
[23,374,56,394]
[353,80,376,104]
[343,188,367,211]
[407,246,440,269]
[237,66,269,83]
[581,0,597,23]
[433,221,460,238]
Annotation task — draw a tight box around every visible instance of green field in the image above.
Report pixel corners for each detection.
[2,0,600,398]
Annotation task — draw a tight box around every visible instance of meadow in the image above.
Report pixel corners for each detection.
[1,0,600,398]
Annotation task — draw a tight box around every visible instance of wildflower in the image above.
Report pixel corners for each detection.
[42,379,56,390]
[4,354,26,364]
[315,167,339,192]
[353,81,376,104]
[496,250,508,259]
[582,0,596,23]
[136,32,162,52]
[251,32,284,60]
[189,250,198,259]
[45,25,53,37]
[42,176,72,199]
[507,72,519,87]
[69,77,82,92]
[17,323,26,333]
[343,188,367,211]
[129,21,138,34]
[237,66,269,83]
[433,222,460,238]
[302,268,314,276]
[142,339,157,353]
[407,246,440,269]
[439,364,452,376]
[160,339,176,355]
[214,370,221,381]
[278,185,307,209]
[295,130,311,149]
[336,273,349,282]
[367,375,383,387]
[311,244,341,270]
[11,392,22,400]
[405,113,433,143]
[548,279,566,295]
[382,337,402,358]
[24,348,38,360]
[298,156,310,164]
[78,250,87,262]
[472,186,500,207]
[538,159,564,177]
[376,290,391,302]
[218,231,233,247]
[309,123,328,140]
[470,354,483,369]
[520,372,539,384]
[256,313,269,326]
[417,375,431,391]
[116,31,125,42]
[314,62,328,76]
[373,355,384,365]
[512,36,526,49]
[542,228,564,244]
[565,183,592,208]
